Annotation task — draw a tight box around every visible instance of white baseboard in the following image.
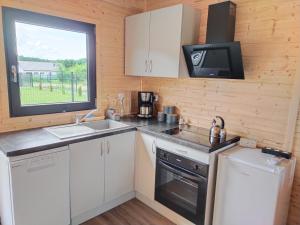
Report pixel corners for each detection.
[71,191,135,225]
[136,192,194,225]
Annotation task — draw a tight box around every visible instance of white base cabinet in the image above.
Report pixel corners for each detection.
[135,132,156,200]
[105,132,135,202]
[0,131,136,225]
[70,131,136,224]
[70,138,105,219]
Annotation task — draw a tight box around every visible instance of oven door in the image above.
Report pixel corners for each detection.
[155,159,208,225]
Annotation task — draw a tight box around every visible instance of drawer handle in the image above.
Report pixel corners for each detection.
[27,163,55,172]
[175,149,188,155]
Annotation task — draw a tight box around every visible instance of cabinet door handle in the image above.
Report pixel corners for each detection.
[107,141,110,154]
[152,140,156,154]
[100,141,103,157]
[145,60,148,72]
[149,60,152,73]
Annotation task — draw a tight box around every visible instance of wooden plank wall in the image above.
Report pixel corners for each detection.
[289,106,300,225]
[0,0,299,224]
[143,0,300,149]
[0,0,144,133]
[143,0,300,224]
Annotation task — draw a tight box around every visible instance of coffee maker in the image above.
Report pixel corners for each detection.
[138,92,154,118]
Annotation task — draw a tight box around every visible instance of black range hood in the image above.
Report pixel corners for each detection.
[183,1,244,79]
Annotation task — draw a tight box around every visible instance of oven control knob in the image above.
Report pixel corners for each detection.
[193,164,199,170]
[163,152,168,159]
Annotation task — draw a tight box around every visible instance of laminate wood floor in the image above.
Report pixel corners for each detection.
[81,199,175,225]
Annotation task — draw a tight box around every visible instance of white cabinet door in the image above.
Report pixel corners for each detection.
[105,132,135,202]
[70,139,105,218]
[135,132,156,200]
[125,12,150,76]
[148,5,183,77]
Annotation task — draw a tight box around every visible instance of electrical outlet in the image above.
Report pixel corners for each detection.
[118,92,125,100]
[239,138,257,148]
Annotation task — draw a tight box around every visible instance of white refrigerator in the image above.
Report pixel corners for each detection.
[213,146,296,225]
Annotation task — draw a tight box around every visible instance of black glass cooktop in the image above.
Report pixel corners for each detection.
[161,125,240,152]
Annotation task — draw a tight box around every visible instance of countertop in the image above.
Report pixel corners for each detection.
[0,115,240,157]
[0,123,136,157]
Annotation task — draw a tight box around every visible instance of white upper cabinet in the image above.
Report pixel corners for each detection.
[125,12,150,76]
[125,4,199,78]
[148,5,183,77]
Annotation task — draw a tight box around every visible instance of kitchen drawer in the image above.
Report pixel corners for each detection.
[156,138,210,164]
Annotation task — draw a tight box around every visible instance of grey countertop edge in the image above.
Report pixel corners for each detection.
[5,126,137,157]
[1,116,240,157]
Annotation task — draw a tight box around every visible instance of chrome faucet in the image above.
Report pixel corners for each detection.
[75,109,98,125]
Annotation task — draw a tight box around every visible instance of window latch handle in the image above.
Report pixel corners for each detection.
[11,65,18,83]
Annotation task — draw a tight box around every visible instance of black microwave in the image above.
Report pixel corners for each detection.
[182,42,244,79]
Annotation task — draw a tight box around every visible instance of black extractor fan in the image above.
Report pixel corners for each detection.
[183,1,244,79]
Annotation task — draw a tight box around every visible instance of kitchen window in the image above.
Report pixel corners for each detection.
[2,7,96,117]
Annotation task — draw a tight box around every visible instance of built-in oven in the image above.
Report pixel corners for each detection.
[155,148,209,225]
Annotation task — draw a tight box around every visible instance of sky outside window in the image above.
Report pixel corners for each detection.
[15,22,87,60]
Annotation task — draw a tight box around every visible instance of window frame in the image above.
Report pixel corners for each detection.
[2,7,96,117]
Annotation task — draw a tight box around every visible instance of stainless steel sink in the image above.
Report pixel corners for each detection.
[44,120,129,139]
